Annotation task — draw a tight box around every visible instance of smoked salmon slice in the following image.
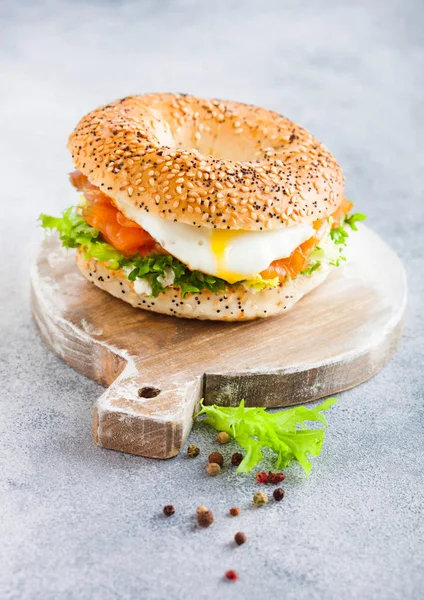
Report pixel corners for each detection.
[70,171,157,255]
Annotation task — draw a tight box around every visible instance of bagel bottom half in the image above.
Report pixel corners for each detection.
[76,248,331,321]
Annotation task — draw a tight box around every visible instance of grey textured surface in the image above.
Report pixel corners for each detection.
[1,1,423,599]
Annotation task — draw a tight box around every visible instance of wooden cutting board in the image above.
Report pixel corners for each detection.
[31,225,406,459]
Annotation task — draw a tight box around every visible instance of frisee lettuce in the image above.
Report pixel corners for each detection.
[301,211,367,275]
[301,260,322,276]
[40,208,125,269]
[330,212,367,246]
[39,206,229,297]
[122,253,227,298]
[329,212,366,266]
[242,275,279,291]
[197,397,338,475]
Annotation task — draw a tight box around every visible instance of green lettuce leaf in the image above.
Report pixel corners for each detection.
[329,212,366,266]
[39,208,123,269]
[39,206,228,297]
[242,275,279,291]
[302,211,367,275]
[196,397,338,475]
[300,260,322,276]
[330,212,367,246]
[40,207,98,248]
[125,252,227,298]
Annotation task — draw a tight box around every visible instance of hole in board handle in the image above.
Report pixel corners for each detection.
[138,386,161,398]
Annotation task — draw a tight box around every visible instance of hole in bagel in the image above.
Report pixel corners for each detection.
[176,130,259,162]
[138,386,161,398]
[150,110,261,162]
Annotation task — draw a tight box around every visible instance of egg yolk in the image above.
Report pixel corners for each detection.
[210,229,247,283]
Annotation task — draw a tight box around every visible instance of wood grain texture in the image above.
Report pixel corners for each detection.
[31,225,406,458]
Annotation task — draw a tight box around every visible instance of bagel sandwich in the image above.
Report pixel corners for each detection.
[40,93,365,321]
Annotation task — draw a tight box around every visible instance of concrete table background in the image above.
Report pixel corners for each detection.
[1,0,423,598]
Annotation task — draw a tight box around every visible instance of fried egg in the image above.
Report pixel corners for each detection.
[113,198,315,283]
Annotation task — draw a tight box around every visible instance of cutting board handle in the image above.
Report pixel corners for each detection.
[92,362,202,458]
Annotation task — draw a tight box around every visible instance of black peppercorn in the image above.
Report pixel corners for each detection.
[273,488,285,502]
[234,532,246,545]
[231,452,243,467]
[163,505,175,517]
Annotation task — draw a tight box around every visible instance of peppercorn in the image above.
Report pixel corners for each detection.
[273,487,285,502]
[231,452,243,467]
[253,491,268,507]
[268,471,285,484]
[255,471,268,484]
[229,507,240,517]
[196,505,214,528]
[225,569,238,581]
[217,431,230,444]
[208,451,224,466]
[206,462,221,476]
[163,505,175,517]
[234,532,246,545]
[187,443,200,457]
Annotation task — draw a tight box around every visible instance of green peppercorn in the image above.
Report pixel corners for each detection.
[206,462,221,476]
[217,431,230,444]
[253,491,268,507]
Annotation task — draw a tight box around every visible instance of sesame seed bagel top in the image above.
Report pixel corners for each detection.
[68,93,344,231]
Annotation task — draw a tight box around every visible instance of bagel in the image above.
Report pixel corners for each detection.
[68,93,344,231]
[40,93,361,321]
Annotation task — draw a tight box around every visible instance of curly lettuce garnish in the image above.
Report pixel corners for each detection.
[330,212,366,248]
[197,397,338,475]
[40,208,123,268]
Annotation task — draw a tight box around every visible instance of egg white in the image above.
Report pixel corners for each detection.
[112,198,315,283]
